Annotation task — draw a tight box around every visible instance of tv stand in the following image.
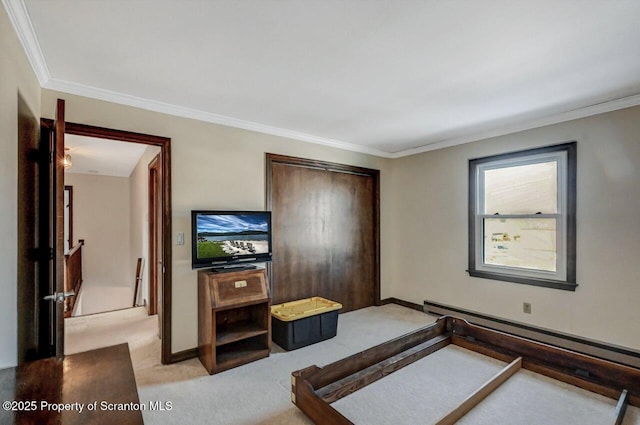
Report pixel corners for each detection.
[198,268,271,374]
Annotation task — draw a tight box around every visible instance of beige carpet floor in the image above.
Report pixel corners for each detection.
[334,344,640,425]
[64,304,640,425]
[71,284,134,316]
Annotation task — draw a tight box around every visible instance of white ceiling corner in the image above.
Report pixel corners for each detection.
[6,1,640,158]
[2,0,49,85]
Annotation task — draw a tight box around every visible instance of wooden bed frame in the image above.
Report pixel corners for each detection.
[291,316,640,425]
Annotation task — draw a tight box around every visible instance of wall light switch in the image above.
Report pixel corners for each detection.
[176,232,184,245]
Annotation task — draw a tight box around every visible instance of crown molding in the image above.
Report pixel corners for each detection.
[2,0,50,85]
[43,77,640,160]
[6,0,639,159]
[44,78,393,158]
[390,93,640,158]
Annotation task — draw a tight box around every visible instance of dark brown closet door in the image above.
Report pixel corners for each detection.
[267,154,379,312]
[328,171,376,311]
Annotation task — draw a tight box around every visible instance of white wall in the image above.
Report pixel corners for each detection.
[0,6,41,368]
[389,106,640,350]
[64,173,132,290]
[129,145,161,310]
[41,89,393,354]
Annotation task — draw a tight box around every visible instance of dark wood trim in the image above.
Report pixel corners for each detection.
[53,99,66,357]
[169,347,198,363]
[373,169,381,306]
[43,119,174,364]
[565,142,578,285]
[379,297,423,311]
[265,153,381,307]
[467,141,577,290]
[41,119,170,146]
[148,155,160,316]
[266,153,381,176]
[160,138,172,364]
[467,270,578,291]
[423,300,640,369]
[65,240,83,257]
[291,316,640,424]
[64,185,73,249]
[468,152,477,275]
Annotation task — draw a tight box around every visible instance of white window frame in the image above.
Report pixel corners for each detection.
[468,142,577,291]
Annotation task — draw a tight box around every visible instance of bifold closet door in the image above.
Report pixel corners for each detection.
[267,154,379,313]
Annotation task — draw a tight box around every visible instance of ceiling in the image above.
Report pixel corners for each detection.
[64,134,150,177]
[6,1,640,158]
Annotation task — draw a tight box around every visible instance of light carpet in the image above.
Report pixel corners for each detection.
[138,304,437,424]
[334,344,640,425]
[65,304,640,424]
[72,284,134,316]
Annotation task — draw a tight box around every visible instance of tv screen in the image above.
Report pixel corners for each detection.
[191,210,272,269]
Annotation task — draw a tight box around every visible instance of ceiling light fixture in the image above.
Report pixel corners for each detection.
[63,148,72,169]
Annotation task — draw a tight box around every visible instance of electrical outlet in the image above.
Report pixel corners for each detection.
[523,302,532,314]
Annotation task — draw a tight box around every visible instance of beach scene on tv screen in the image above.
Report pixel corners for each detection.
[196,214,269,259]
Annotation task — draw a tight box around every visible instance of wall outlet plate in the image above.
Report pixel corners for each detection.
[523,302,532,314]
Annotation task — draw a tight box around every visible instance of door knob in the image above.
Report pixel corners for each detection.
[43,291,75,303]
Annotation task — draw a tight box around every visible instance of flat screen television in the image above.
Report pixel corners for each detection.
[191,210,273,270]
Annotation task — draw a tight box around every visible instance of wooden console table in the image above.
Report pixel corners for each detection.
[0,344,143,425]
[198,268,271,374]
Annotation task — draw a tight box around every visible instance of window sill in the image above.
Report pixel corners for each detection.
[467,269,578,291]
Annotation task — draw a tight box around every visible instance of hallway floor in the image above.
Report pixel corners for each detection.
[71,284,134,316]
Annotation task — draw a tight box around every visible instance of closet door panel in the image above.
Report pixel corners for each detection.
[329,171,376,311]
[270,163,331,305]
[267,154,379,313]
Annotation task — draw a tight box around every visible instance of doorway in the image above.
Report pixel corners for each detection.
[63,136,160,317]
[44,119,173,364]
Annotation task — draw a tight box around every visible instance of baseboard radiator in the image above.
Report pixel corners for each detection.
[423,300,640,369]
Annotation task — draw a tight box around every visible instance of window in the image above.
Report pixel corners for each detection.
[468,142,577,290]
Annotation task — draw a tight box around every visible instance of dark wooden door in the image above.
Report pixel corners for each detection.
[266,154,380,313]
[50,99,66,356]
[17,96,44,363]
[328,171,376,311]
[17,98,65,362]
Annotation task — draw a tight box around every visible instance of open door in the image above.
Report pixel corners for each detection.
[17,95,43,362]
[33,115,172,363]
[18,98,66,361]
[44,99,67,357]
